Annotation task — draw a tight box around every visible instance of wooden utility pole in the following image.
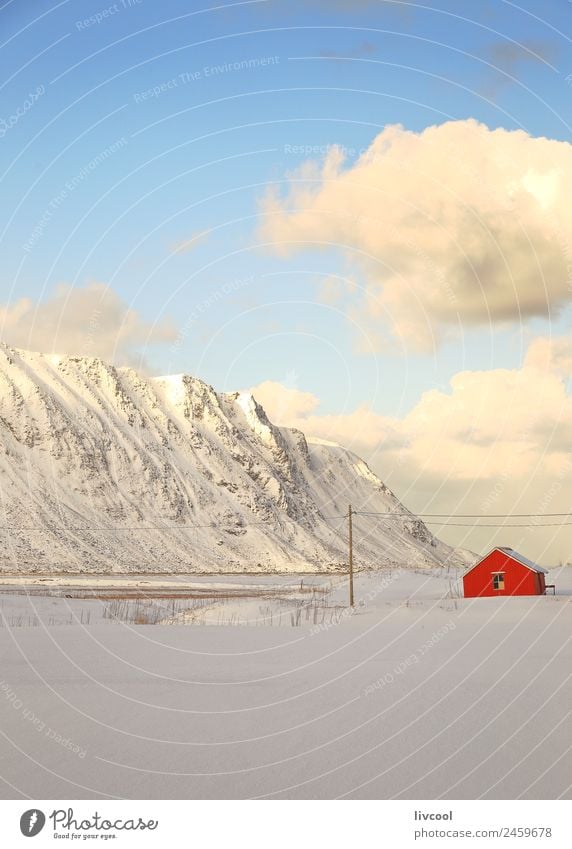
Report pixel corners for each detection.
[348,503,354,607]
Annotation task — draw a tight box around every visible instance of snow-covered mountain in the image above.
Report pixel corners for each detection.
[0,344,464,573]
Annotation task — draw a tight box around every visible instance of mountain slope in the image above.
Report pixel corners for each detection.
[0,344,463,573]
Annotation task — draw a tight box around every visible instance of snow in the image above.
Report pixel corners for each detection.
[0,344,469,574]
[0,566,570,799]
[154,374,188,407]
[2,345,565,800]
[234,391,274,444]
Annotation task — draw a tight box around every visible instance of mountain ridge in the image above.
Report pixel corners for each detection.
[0,343,465,573]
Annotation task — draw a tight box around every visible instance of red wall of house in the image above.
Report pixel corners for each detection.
[463,550,542,598]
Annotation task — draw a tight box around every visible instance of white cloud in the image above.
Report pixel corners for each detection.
[524,335,572,375]
[260,120,572,350]
[250,336,572,563]
[246,379,320,421]
[0,283,177,369]
[252,359,571,482]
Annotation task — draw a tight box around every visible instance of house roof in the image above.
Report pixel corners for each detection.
[496,547,549,574]
[463,546,549,577]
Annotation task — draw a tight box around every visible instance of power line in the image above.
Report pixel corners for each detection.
[354,510,572,528]
[0,519,570,531]
[355,511,572,519]
[0,514,349,531]
[422,521,572,528]
[0,511,570,533]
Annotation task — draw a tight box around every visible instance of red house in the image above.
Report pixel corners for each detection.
[463,547,549,598]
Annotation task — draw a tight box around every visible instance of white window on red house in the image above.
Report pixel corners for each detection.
[492,573,505,591]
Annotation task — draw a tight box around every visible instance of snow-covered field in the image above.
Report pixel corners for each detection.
[0,566,570,800]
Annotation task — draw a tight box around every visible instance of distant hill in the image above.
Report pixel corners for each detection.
[0,344,467,573]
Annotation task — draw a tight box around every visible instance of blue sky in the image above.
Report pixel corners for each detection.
[2,0,572,559]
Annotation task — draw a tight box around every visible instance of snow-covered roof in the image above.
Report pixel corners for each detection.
[496,547,549,574]
[463,546,548,577]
